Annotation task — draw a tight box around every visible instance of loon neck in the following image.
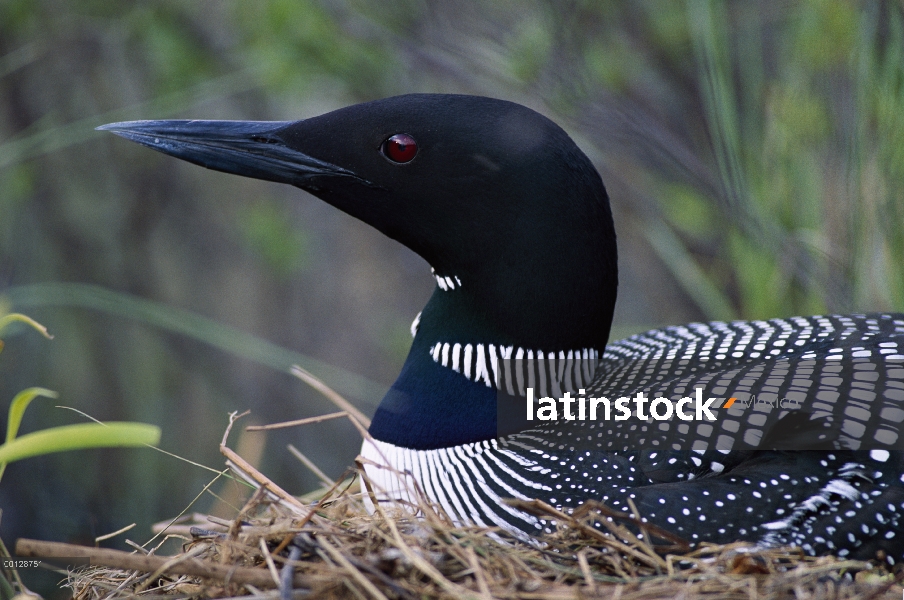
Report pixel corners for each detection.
[368,160,618,449]
[369,259,616,450]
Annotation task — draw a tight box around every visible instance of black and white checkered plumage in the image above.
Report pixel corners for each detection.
[364,313,904,562]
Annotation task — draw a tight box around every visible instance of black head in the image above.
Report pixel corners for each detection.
[100,94,617,350]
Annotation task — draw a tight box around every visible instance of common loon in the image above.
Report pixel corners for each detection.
[100,94,904,563]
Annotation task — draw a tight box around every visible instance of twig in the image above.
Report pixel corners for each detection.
[247,412,347,431]
[221,412,313,517]
[95,523,136,543]
[465,546,493,600]
[287,444,334,487]
[572,499,691,552]
[15,539,313,591]
[258,538,281,588]
[383,517,479,599]
[290,366,371,428]
[133,542,208,593]
[506,499,661,570]
[318,537,390,600]
[577,548,596,593]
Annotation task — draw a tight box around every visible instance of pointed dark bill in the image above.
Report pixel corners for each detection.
[97,120,373,187]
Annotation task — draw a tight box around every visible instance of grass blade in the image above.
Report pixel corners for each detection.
[0,422,161,465]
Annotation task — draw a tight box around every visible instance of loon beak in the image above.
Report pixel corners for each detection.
[97,120,373,188]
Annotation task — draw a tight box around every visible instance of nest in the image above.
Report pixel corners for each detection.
[18,370,904,599]
[58,466,902,598]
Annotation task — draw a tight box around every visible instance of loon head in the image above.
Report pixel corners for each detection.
[100,94,618,448]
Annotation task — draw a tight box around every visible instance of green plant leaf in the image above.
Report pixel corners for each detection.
[6,387,58,445]
[0,422,161,466]
[0,312,53,340]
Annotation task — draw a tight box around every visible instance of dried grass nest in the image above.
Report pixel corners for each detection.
[63,484,903,600]
[21,378,904,600]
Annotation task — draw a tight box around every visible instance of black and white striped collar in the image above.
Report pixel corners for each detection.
[428,340,600,397]
[431,267,462,291]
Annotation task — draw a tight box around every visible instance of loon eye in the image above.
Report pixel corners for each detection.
[381,133,418,163]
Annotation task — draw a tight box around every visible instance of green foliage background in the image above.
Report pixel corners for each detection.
[0,0,901,566]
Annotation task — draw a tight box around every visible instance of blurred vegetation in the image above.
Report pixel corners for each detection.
[0,1,902,588]
[0,312,160,598]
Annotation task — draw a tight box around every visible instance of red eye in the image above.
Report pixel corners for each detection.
[381,133,418,163]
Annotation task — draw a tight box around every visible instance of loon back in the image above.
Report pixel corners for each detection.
[100,94,904,564]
